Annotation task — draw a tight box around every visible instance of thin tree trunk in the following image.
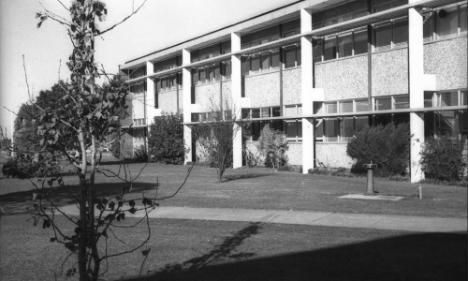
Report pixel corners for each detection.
[78,130,88,281]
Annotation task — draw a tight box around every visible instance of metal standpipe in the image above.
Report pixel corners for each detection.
[363,161,376,194]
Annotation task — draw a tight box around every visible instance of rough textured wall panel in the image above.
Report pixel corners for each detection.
[283,68,302,105]
[245,71,280,107]
[159,89,178,114]
[221,81,232,111]
[424,37,467,90]
[315,55,368,100]
[195,82,221,111]
[285,142,302,165]
[316,142,353,168]
[372,48,408,96]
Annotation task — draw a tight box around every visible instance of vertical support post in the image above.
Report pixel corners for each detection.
[301,8,315,174]
[408,2,425,183]
[145,61,156,155]
[231,32,243,169]
[182,49,193,164]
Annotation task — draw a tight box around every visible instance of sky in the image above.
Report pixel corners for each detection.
[0,0,296,137]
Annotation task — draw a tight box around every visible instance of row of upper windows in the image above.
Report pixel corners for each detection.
[191,61,231,84]
[241,44,301,75]
[128,1,466,79]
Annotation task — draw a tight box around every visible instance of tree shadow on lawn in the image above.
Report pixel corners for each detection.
[125,232,466,281]
[0,182,155,215]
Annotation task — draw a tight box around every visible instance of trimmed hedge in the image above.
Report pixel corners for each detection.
[347,123,410,176]
[148,114,184,164]
[421,137,465,182]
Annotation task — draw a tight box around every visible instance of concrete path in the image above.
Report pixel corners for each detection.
[60,205,467,233]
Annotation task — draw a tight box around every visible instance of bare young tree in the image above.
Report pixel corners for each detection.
[16,1,192,281]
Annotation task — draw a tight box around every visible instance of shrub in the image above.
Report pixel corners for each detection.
[258,124,288,170]
[421,137,465,182]
[133,146,149,162]
[347,123,409,176]
[148,114,184,164]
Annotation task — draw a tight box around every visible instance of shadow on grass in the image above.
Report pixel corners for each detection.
[0,182,155,215]
[125,232,466,281]
[223,173,271,183]
[158,222,262,274]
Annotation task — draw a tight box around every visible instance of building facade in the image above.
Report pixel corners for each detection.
[120,0,467,183]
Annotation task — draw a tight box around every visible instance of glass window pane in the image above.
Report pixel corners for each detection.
[324,36,337,60]
[338,33,353,57]
[437,7,458,37]
[355,99,369,111]
[394,95,409,109]
[242,108,250,119]
[440,91,458,106]
[424,92,434,107]
[313,102,323,114]
[199,69,206,81]
[313,39,323,61]
[325,119,339,141]
[326,103,337,113]
[284,47,296,68]
[461,90,467,105]
[251,108,260,118]
[242,58,250,74]
[261,107,270,117]
[297,121,302,137]
[374,23,392,49]
[315,119,324,138]
[272,107,281,117]
[353,30,368,55]
[424,13,435,39]
[296,47,301,66]
[261,53,270,69]
[341,118,354,139]
[355,116,369,133]
[251,56,261,71]
[461,6,467,32]
[286,122,297,138]
[375,97,392,110]
[436,111,457,138]
[340,101,353,113]
[213,66,220,79]
[271,52,280,67]
[393,18,408,44]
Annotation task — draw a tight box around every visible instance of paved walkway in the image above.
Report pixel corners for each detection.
[60,205,467,233]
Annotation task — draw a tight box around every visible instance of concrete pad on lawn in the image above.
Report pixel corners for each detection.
[339,194,404,201]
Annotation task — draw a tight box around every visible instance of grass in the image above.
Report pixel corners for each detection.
[0,162,467,217]
[1,214,465,281]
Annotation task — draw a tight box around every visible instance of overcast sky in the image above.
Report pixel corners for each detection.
[0,0,295,137]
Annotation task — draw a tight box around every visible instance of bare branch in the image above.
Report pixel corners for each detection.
[22,55,33,102]
[96,0,147,35]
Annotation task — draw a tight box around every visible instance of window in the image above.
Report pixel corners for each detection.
[338,33,353,57]
[241,58,250,74]
[221,61,231,77]
[191,113,199,122]
[353,29,368,54]
[324,119,339,141]
[393,18,408,45]
[261,53,270,69]
[355,116,369,133]
[341,118,354,140]
[315,119,324,139]
[261,107,270,118]
[437,7,459,37]
[251,108,260,118]
[271,52,280,67]
[461,90,467,105]
[241,108,250,119]
[250,56,261,71]
[272,107,281,117]
[324,36,337,60]
[313,39,323,61]
[199,68,206,81]
[313,102,323,114]
[440,91,458,106]
[325,102,337,114]
[213,66,220,79]
[375,97,392,110]
[340,101,353,113]
[461,5,467,32]
[424,13,435,39]
[355,99,369,112]
[424,92,434,107]
[394,95,409,109]
[284,47,297,68]
[374,23,392,49]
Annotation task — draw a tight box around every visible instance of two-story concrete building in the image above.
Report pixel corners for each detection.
[119,0,467,183]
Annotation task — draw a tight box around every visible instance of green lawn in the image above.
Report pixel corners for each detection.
[1,214,465,281]
[0,163,467,217]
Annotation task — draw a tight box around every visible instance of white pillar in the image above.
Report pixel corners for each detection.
[408,2,425,183]
[145,61,157,125]
[231,32,243,169]
[182,49,193,164]
[301,8,315,174]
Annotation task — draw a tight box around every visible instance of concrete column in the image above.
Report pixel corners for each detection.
[408,2,425,183]
[231,32,243,168]
[301,8,315,174]
[182,49,193,164]
[146,61,157,125]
